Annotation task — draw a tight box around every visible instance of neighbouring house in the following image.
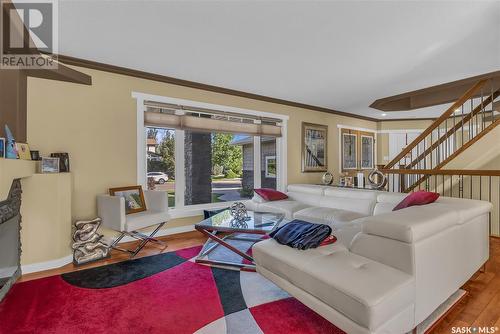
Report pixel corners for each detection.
[147,138,157,153]
[231,136,277,190]
[146,138,162,161]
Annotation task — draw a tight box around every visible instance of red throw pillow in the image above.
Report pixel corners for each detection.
[393,191,440,211]
[254,188,288,201]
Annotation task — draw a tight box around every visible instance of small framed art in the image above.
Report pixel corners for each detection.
[15,143,31,160]
[109,185,147,215]
[50,153,70,172]
[38,157,60,173]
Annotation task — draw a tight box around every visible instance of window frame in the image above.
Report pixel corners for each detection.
[134,92,288,219]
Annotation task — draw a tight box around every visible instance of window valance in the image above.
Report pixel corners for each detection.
[143,101,282,137]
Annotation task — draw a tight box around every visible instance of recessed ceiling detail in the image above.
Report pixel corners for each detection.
[370,71,500,112]
[55,1,500,119]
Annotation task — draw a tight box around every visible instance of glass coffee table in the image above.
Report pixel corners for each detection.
[195,210,287,270]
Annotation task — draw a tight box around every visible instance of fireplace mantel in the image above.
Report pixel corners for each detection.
[0,159,36,199]
[0,158,73,273]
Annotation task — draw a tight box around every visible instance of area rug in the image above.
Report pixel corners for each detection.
[0,245,343,334]
[0,244,467,334]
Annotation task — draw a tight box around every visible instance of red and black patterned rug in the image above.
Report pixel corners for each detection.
[0,245,343,334]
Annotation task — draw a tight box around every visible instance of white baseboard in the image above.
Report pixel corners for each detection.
[19,225,196,275]
[21,255,73,275]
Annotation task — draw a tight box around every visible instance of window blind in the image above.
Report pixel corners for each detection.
[143,101,283,137]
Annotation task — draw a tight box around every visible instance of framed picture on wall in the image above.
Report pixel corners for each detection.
[341,128,375,171]
[342,132,357,170]
[361,135,374,169]
[301,122,328,172]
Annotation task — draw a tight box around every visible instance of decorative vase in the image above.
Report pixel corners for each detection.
[72,218,110,265]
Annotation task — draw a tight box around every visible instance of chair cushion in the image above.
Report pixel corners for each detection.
[258,200,310,220]
[293,206,366,227]
[253,239,415,330]
[125,210,170,232]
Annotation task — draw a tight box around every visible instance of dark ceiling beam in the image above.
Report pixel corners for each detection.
[25,61,92,85]
[56,54,381,122]
[370,70,500,111]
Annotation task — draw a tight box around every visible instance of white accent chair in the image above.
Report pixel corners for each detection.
[97,190,170,257]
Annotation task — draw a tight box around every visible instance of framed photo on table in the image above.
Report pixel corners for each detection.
[38,157,60,173]
[301,122,328,172]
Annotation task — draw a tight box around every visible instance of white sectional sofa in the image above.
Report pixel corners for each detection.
[250,184,492,334]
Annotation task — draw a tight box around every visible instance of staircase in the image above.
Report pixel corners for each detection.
[383,79,500,193]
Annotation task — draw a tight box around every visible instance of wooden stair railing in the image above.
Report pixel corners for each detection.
[384,79,488,170]
[405,89,500,170]
[404,117,500,192]
[384,78,500,192]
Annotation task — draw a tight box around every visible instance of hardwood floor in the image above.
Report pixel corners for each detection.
[18,233,500,333]
[433,236,500,333]
[19,231,207,282]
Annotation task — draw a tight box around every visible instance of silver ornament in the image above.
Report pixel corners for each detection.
[230,202,249,221]
[368,168,388,190]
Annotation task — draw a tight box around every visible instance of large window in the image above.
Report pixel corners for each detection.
[137,93,288,215]
[146,127,176,207]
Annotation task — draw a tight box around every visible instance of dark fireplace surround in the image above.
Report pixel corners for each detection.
[0,179,22,302]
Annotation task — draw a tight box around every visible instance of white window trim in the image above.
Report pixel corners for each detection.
[133,92,288,218]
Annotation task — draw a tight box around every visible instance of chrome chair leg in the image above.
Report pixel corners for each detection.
[110,222,167,257]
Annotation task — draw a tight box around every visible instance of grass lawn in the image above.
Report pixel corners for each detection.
[166,191,222,207]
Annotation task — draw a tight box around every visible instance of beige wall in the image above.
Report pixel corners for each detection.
[376,120,433,165]
[27,66,376,227]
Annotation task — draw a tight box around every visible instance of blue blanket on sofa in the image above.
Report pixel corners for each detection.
[269,220,332,250]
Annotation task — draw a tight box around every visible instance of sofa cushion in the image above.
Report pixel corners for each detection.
[321,188,377,216]
[436,197,493,224]
[373,193,407,215]
[254,188,288,201]
[393,191,440,211]
[359,204,459,243]
[287,184,326,195]
[258,200,310,220]
[293,206,366,226]
[253,239,415,330]
[252,193,266,203]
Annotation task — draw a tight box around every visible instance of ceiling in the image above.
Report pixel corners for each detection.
[55,0,500,120]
